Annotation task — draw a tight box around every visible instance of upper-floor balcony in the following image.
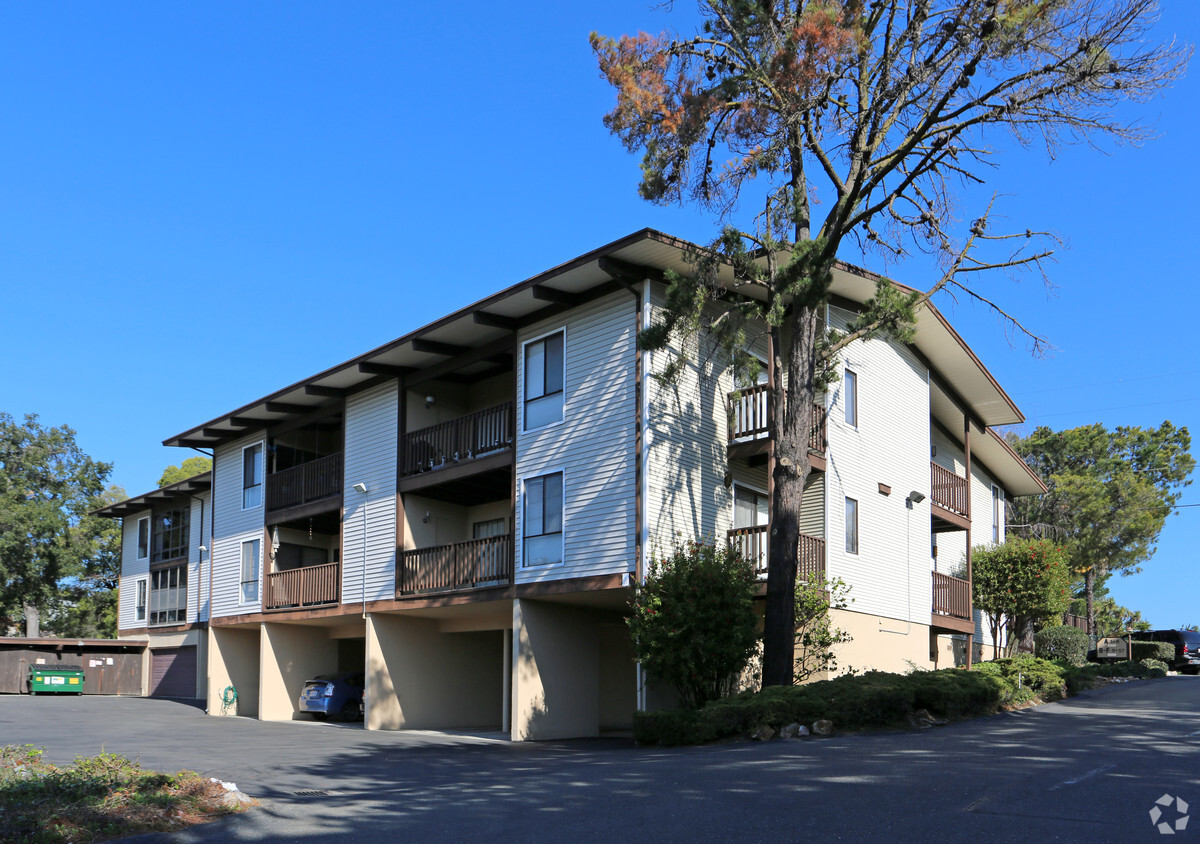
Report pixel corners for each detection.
[265,452,344,519]
[930,571,973,633]
[264,561,341,612]
[399,401,514,503]
[726,525,826,582]
[397,534,513,596]
[727,386,826,468]
[930,461,969,531]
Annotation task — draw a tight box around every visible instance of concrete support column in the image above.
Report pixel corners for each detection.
[502,628,512,734]
[511,598,599,741]
[207,626,260,717]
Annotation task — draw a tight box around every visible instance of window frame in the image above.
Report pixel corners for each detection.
[136,517,149,560]
[522,471,564,568]
[148,563,187,626]
[844,496,859,555]
[135,577,148,622]
[992,485,1005,544]
[240,538,261,604]
[150,504,190,564]
[732,483,770,530]
[242,441,265,511]
[844,368,858,428]
[521,328,566,432]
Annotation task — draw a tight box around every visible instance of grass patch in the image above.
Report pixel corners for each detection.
[635,658,1167,746]
[0,745,251,843]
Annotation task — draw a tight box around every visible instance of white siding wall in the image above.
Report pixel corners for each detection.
[515,292,637,583]
[211,431,267,618]
[824,304,932,626]
[189,492,211,624]
[343,381,398,604]
[118,509,150,632]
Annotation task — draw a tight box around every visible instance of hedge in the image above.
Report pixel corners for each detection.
[1130,641,1175,663]
[1034,626,1090,665]
[634,659,1167,746]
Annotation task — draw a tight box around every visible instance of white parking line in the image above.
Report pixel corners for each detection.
[1049,763,1116,790]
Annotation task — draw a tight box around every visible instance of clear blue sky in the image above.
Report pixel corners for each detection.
[2,3,1196,628]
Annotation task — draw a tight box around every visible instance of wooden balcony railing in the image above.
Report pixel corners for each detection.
[726,525,825,581]
[266,452,343,512]
[398,533,513,595]
[402,401,513,476]
[931,572,971,621]
[727,388,826,453]
[930,462,969,517]
[264,562,340,611]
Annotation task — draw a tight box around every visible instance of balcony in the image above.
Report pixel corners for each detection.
[397,533,513,596]
[931,571,973,633]
[402,401,513,476]
[930,461,970,531]
[265,452,343,516]
[264,562,341,611]
[726,525,825,581]
[727,388,826,466]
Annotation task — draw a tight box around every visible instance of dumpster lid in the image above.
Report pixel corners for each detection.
[31,664,83,671]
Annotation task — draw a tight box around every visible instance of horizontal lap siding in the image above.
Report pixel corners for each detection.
[211,432,266,618]
[343,382,398,604]
[825,305,931,625]
[516,293,636,583]
[189,493,210,624]
[118,509,150,632]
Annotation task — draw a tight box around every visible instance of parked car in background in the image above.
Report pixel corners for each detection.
[298,672,365,721]
[1129,630,1200,674]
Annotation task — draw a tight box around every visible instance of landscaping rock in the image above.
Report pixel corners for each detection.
[750,724,776,741]
[811,719,833,737]
[907,708,950,729]
[780,722,809,739]
[219,790,254,810]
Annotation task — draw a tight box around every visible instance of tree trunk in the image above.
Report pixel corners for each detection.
[761,305,820,687]
[23,604,39,638]
[1084,569,1096,637]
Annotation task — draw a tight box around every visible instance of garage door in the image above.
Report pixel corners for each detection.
[150,647,196,699]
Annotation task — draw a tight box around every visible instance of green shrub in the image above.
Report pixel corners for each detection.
[628,538,759,709]
[1140,658,1169,674]
[1034,625,1090,665]
[1130,641,1174,663]
[1065,659,1164,694]
[973,655,1068,704]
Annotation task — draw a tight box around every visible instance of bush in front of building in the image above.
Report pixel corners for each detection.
[1034,625,1090,666]
[628,538,760,710]
[1130,641,1175,663]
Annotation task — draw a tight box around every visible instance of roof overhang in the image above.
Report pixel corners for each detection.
[92,472,213,519]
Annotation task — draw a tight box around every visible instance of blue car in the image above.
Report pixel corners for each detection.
[298,672,364,721]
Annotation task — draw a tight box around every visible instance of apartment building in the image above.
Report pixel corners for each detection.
[100,228,1044,739]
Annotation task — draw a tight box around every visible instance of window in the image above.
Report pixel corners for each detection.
[992,485,1005,543]
[524,331,564,430]
[135,578,147,622]
[844,369,858,427]
[151,505,189,563]
[136,518,149,559]
[844,497,859,554]
[473,518,507,539]
[241,539,260,603]
[149,564,187,625]
[733,485,769,529]
[524,473,563,566]
[242,443,264,509]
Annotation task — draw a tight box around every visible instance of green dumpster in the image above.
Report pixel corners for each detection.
[29,664,85,695]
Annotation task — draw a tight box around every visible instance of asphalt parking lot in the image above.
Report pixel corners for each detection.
[2,678,1198,843]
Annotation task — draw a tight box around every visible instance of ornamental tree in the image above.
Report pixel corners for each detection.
[973,537,1070,658]
[594,2,1189,686]
[627,539,760,709]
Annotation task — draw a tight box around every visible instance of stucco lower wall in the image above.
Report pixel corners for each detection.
[512,599,599,741]
[366,613,503,731]
[260,623,339,722]
[828,608,934,675]
[208,627,260,717]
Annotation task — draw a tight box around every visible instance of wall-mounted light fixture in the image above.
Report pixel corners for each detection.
[352,482,368,494]
[425,395,435,409]
[906,490,925,509]
[422,511,431,524]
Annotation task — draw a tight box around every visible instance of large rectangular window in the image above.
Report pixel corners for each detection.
[844,497,859,554]
[149,564,186,625]
[524,331,564,430]
[136,518,149,559]
[135,578,147,622]
[844,369,858,427]
[524,473,563,566]
[243,443,264,509]
[151,505,189,563]
[992,485,1005,543]
[733,485,769,529]
[241,539,261,603]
